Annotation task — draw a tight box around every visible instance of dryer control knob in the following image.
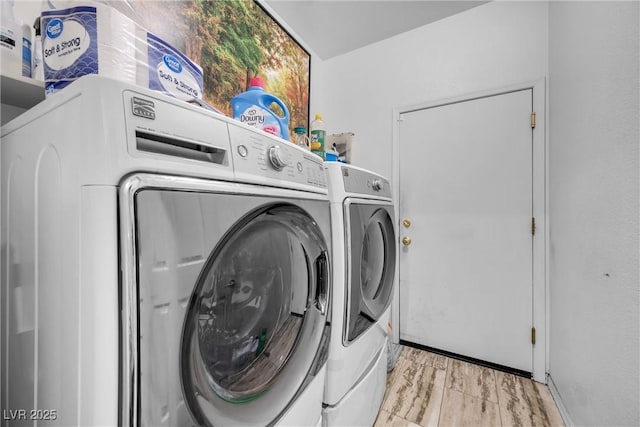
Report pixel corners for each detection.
[372,179,383,191]
[268,145,288,170]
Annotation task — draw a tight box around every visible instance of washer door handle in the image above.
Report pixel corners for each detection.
[314,251,329,314]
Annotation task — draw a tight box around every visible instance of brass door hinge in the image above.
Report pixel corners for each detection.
[531,217,536,235]
[531,112,536,129]
[531,327,536,345]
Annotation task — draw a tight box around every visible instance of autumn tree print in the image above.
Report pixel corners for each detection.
[127,0,310,134]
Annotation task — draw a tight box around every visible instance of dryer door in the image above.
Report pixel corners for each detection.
[344,201,396,343]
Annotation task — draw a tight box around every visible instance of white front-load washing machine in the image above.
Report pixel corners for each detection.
[322,163,397,426]
[1,75,332,426]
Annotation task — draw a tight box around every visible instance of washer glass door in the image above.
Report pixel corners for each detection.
[345,202,396,343]
[180,202,329,425]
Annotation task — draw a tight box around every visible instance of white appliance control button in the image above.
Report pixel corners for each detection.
[372,179,383,191]
[268,145,288,170]
[237,145,248,157]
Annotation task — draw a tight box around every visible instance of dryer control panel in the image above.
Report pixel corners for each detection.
[228,121,327,192]
[341,166,392,199]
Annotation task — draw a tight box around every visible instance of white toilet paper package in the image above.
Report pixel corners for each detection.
[41,3,135,93]
[40,1,203,100]
[143,32,203,100]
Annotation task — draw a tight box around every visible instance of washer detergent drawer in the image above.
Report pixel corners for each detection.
[119,174,331,427]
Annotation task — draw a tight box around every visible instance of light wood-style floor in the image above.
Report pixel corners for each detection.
[374,346,565,427]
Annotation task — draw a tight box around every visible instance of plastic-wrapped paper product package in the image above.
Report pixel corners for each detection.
[40,0,203,101]
[139,31,203,101]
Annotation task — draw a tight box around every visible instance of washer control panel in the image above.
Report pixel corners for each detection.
[229,121,327,190]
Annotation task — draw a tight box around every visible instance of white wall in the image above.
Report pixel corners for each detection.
[13,0,41,26]
[317,1,639,425]
[548,2,639,426]
[319,1,548,179]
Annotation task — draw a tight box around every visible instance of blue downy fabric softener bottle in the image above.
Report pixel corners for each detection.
[232,76,291,141]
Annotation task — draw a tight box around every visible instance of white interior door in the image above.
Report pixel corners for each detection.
[398,89,534,372]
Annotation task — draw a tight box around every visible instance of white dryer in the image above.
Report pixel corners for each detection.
[322,163,397,426]
[1,75,332,426]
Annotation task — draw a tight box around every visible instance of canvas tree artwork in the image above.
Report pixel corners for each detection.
[126,0,310,133]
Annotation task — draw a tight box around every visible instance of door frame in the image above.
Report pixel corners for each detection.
[390,78,547,383]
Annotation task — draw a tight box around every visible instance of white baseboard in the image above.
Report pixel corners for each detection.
[547,373,574,427]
